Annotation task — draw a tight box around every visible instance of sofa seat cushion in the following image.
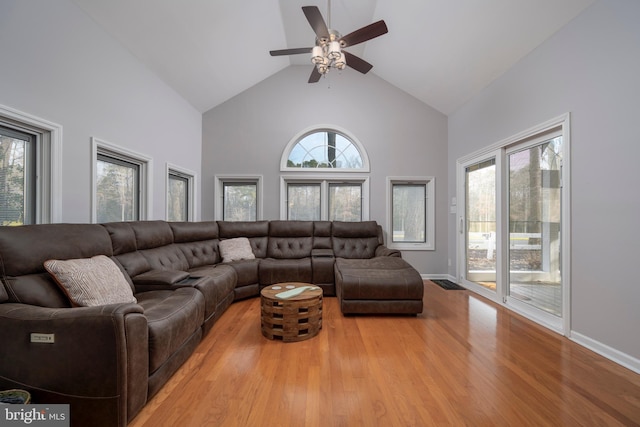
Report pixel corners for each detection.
[259,258,312,285]
[335,257,423,300]
[136,288,204,373]
[222,259,260,288]
[187,264,237,315]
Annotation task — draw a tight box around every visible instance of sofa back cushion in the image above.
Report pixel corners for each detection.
[103,221,194,275]
[176,241,220,268]
[129,221,174,250]
[2,274,71,308]
[267,221,313,259]
[140,244,190,271]
[101,222,138,255]
[170,221,219,242]
[218,221,268,258]
[331,221,381,259]
[170,221,221,267]
[0,224,113,307]
[112,251,151,278]
[313,221,332,249]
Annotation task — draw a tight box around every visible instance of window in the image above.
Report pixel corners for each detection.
[167,165,195,222]
[215,175,262,221]
[0,126,35,225]
[92,138,151,223]
[287,183,321,220]
[281,177,368,221]
[387,177,435,250]
[329,183,361,221]
[281,126,369,172]
[280,126,370,221]
[0,104,62,225]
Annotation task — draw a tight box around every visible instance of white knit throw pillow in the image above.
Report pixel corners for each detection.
[44,255,137,307]
[219,237,255,263]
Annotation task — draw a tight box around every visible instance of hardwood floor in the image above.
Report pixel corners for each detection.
[130,281,640,426]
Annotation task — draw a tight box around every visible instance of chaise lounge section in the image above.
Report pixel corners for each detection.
[0,220,423,426]
[332,221,424,314]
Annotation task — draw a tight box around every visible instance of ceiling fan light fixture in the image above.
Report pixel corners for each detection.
[328,41,341,60]
[334,51,346,70]
[311,46,324,64]
[317,56,330,74]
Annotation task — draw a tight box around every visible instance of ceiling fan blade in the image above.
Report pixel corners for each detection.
[302,6,330,42]
[308,66,322,83]
[270,47,313,56]
[339,20,388,48]
[343,51,373,74]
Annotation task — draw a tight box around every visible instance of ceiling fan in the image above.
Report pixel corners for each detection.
[269,3,388,83]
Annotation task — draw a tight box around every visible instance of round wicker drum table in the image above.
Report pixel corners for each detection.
[260,282,323,342]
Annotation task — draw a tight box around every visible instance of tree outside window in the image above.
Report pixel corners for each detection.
[168,172,188,222]
[96,155,139,223]
[223,182,257,221]
[0,127,34,225]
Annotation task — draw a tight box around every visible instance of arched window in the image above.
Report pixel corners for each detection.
[280,126,370,221]
[281,126,369,172]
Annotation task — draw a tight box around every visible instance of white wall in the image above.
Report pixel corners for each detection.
[448,0,640,362]
[0,0,202,222]
[202,65,448,274]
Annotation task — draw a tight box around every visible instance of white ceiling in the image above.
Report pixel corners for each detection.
[72,0,595,115]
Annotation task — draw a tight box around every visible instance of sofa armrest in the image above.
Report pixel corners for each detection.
[0,302,149,425]
[133,269,190,286]
[375,245,402,257]
[312,248,334,258]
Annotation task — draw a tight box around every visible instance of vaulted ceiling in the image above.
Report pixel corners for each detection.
[72,0,595,115]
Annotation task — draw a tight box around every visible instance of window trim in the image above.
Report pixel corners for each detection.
[214,175,263,221]
[91,137,152,223]
[0,103,62,224]
[279,174,370,221]
[280,124,370,172]
[386,176,435,251]
[166,163,197,222]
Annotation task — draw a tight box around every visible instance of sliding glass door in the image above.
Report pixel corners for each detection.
[463,157,498,292]
[506,134,563,322]
[457,115,570,335]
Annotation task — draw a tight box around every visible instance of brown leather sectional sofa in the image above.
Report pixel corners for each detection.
[0,220,423,426]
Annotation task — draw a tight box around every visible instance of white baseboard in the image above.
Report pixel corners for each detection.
[570,331,640,375]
